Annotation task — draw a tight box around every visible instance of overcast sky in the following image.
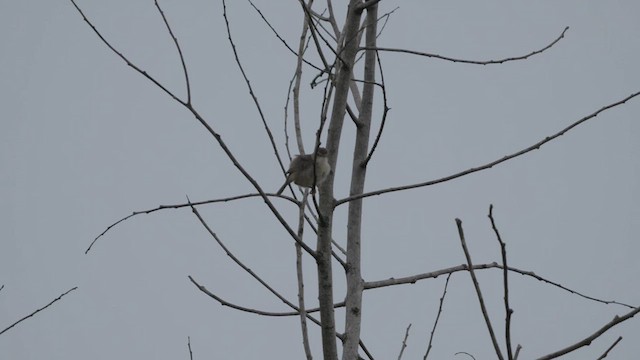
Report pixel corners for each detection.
[2,1,639,359]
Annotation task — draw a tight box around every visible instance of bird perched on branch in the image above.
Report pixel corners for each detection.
[276,147,330,195]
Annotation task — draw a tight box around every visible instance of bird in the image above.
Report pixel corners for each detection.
[276,147,330,195]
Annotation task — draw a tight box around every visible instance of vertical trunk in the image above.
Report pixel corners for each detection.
[342,4,378,360]
[317,1,365,360]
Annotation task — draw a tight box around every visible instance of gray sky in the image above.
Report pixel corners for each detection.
[1,1,639,359]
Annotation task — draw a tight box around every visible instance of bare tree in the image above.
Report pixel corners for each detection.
[70,1,639,359]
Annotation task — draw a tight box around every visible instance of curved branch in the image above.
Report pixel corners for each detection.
[337,90,640,206]
[362,50,390,167]
[154,0,191,103]
[362,26,569,65]
[190,277,346,317]
[87,193,298,254]
[364,263,636,309]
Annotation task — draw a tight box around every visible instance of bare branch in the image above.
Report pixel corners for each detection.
[455,218,504,360]
[337,90,640,206]
[69,0,184,105]
[424,273,452,360]
[154,0,191,104]
[537,308,640,360]
[188,200,374,359]
[397,323,412,360]
[298,0,341,68]
[376,7,399,39]
[489,205,514,359]
[455,352,477,360]
[187,336,194,360]
[190,278,381,359]
[363,27,569,65]
[189,276,321,317]
[596,336,622,360]
[247,0,324,73]
[364,263,636,309]
[342,4,378,359]
[0,287,78,336]
[291,0,315,156]
[87,193,298,254]
[190,279,345,317]
[221,0,288,176]
[314,1,368,357]
[514,345,522,360]
[296,193,313,360]
[362,50,390,167]
[70,0,308,257]
[188,200,315,303]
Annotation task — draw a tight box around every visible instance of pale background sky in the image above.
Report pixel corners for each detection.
[1,1,639,359]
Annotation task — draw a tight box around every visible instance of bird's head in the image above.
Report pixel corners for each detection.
[316,147,328,157]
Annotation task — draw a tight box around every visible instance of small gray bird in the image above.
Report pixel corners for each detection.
[276,147,330,195]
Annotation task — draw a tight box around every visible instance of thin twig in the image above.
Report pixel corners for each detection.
[187,336,194,360]
[363,27,569,65]
[455,218,504,360]
[397,323,412,360]
[0,287,78,336]
[246,0,323,72]
[376,7,399,39]
[514,345,522,360]
[537,308,640,360]
[489,205,514,359]
[298,0,340,67]
[362,50,390,167]
[424,273,452,360]
[221,0,288,176]
[337,90,640,206]
[154,0,191,104]
[454,352,477,360]
[87,193,298,254]
[596,336,622,360]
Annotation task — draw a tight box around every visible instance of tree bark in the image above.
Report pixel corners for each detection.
[317,1,366,359]
[342,4,377,360]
